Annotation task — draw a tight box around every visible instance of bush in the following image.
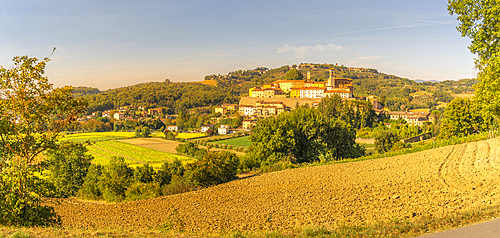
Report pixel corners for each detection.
[44,142,92,198]
[161,178,196,196]
[98,157,133,202]
[374,130,401,153]
[78,164,103,200]
[185,151,239,187]
[125,183,159,201]
[238,155,260,173]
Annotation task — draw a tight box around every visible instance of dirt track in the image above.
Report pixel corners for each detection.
[51,138,500,233]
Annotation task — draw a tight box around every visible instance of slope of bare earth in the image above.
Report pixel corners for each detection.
[51,138,500,233]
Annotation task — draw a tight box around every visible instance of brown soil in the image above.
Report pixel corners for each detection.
[120,138,181,154]
[51,138,500,233]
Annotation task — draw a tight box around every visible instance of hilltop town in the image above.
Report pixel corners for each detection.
[73,65,447,138]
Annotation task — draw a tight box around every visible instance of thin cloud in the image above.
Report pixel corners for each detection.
[277,43,342,57]
[347,56,381,65]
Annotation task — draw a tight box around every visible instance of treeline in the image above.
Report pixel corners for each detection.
[45,143,239,203]
[72,86,101,98]
[83,82,240,113]
[248,96,374,167]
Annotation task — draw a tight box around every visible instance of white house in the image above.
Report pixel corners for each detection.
[113,112,125,120]
[167,125,178,132]
[218,125,230,135]
[201,125,212,133]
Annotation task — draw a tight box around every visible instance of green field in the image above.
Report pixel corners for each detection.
[152,132,206,139]
[61,132,136,142]
[61,132,191,166]
[87,140,191,165]
[212,136,252,147]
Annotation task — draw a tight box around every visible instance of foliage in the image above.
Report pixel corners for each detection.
[475,54,500,123]
[164,130,177,140]
[44,142,92,197]
[98,157,134,202]
[374,130,401,153]
[251,107,362,166]
[448,0,500,126]
[439,97,486,139]
[184,151,239,187]
[78,164,103,200]
[284,68,303,80]
[175,142,207,158]
[154,162,173,186]
[317,95,377,129]
[135,126,151,138]
[448,0,500,64]
[84,82,239,113]
[0,55,86,226]
[133,164,155,183]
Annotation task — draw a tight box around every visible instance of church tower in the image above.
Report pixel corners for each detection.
[328,69,336,87]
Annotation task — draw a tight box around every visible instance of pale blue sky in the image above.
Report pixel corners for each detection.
[0,0,475,90]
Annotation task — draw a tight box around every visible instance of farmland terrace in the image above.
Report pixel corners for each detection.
[49,137,500,234]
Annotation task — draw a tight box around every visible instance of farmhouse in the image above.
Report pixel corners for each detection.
[113,112,126,120]
[388,111,431,125]
[167,125,178,132]
[218,125,230,135]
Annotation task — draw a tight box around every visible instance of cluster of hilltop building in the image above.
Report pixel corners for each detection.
[249,69,353,99]
[212,68,436,132]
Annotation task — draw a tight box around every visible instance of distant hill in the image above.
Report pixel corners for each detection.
[79,63,477,114]
[72,86,101,98]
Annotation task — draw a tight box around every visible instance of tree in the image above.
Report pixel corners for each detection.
[0,55,87,226]
[44,142,92,197]
[250,107,362,166]
[184,151,239,187]
[285,68,303,80]
[439,97,486,139]
[448,0,500,64]
[374,130,400,153]
[448,0,500,125]
[98,157,133,202]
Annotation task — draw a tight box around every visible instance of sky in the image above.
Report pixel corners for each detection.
[0,0,476,90]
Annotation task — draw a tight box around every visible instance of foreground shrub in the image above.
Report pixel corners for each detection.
[185,151,239,187]
[44,142,92,198]
[161,178,196,196]
[125,182,159,201]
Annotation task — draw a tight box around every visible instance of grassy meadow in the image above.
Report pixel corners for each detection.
[151,132,207,139]
[62,132,192,167]
[211,136,252,147]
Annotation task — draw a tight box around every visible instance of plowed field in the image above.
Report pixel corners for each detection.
[51,138,500,233]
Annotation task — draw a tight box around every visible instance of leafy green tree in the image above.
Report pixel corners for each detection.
[449,0,500,126]
[175,142,207,158]
[141,126,151,137]
[374,130,401,153]
[98,157,133,202]
[78,164,103,200]
[0,55,86,226]
[251,107,362,166]
[164,129,177,140]
[154,162,173,186]
[44,142,93,197]
[448,0,500,64]
[439,97,486,138]
[185,151,239,187]
[285,68,304,80]
[133,164,156,183]
[475,55,500,125]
